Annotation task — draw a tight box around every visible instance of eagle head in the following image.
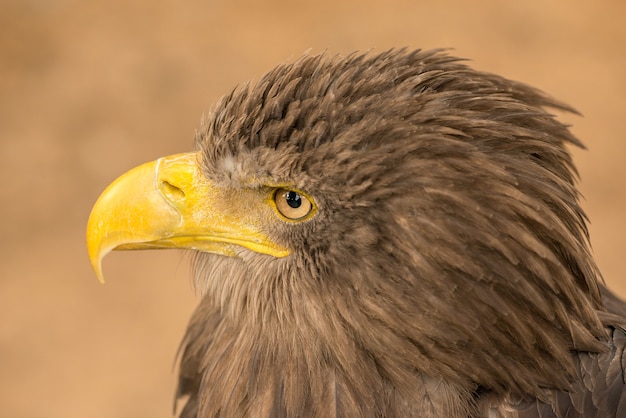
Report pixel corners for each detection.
[87,49,607,417]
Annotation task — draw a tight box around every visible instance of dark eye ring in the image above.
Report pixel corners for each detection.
[273,188,313,220]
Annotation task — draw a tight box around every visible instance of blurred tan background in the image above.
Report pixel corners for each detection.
[1,0,624,417]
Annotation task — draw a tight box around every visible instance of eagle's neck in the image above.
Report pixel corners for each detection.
[176,307,477,418]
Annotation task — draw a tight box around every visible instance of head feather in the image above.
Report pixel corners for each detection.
[178,49,607,417]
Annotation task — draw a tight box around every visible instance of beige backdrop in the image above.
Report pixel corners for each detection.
[1,0,624,417]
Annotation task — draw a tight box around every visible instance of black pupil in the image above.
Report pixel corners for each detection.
[285,191,302,208]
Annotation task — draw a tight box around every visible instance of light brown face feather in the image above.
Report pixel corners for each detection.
[87,49,624,418]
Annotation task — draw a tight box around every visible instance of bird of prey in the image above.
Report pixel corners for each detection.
[87,49,626,417]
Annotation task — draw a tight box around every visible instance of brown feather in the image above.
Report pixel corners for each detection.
[173,49,625,417]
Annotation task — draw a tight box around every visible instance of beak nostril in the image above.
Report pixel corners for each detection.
[160,180,186,200]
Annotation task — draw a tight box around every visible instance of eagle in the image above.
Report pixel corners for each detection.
[87,49,626,417]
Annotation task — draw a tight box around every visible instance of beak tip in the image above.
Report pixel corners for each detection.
[95,267,106,284]
[87,233,109,284]
[88,251,107,284]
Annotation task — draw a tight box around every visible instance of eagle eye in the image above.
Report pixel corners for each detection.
[273,188,314,221]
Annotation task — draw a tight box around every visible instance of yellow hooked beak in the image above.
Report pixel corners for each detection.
[86,152,289,282]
